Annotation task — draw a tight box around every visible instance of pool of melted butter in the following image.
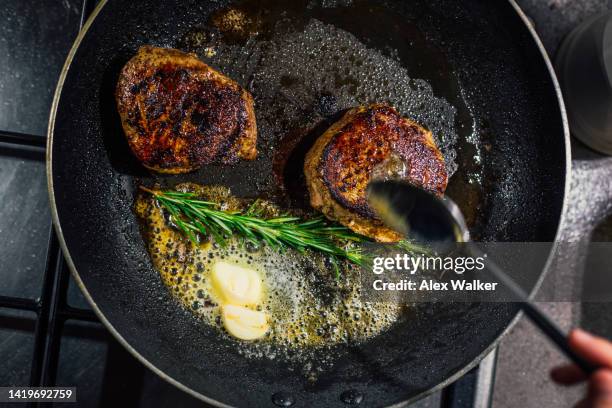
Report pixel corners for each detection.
[135,183,403,349]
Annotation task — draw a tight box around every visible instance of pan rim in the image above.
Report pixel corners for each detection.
[46,0,572,406]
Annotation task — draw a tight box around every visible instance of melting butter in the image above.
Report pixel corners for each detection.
[135,184,403,349]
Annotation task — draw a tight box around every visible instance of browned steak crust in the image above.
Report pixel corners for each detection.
[116,46,256,173]
[304,104,448,242]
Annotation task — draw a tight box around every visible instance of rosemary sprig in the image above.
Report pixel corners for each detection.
[140,186,372,269]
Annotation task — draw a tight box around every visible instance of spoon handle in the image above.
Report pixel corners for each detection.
[521,302,596,375]
[467,243,597,375]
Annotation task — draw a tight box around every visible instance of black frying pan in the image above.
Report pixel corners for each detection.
[47,0,570,406]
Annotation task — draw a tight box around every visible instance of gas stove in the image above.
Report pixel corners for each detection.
[1,1,610,407]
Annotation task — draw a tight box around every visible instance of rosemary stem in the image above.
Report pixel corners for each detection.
[141,187,372,269]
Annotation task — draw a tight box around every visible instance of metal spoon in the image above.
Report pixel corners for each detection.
[367,179,596,374]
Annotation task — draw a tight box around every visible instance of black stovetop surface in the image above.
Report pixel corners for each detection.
[0,1,609,407]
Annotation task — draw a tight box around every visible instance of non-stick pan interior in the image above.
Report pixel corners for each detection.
[50,0,567,406]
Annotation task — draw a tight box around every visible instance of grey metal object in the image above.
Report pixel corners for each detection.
[473,352,497,408]
[556,11,612,155]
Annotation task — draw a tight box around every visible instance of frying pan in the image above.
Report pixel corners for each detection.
[47,0,570,406]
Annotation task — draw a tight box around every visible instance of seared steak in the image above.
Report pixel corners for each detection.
[304,104,448,242]
[116,46,256,173]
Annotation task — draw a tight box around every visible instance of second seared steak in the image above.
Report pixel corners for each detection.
[304,104,448,242]
[116,46,257,173]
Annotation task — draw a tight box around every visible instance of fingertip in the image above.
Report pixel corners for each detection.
[590,370,612,406]
[550,366,566,382]
[550,364,587,385]
[591,370,612,393]
[570,329,593,346]
[550,367,561,382]
[569,330,612,369]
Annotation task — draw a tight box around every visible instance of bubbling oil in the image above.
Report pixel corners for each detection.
[135,183,402,350]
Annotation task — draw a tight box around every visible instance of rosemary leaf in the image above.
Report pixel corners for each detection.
[141,187,420,272]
